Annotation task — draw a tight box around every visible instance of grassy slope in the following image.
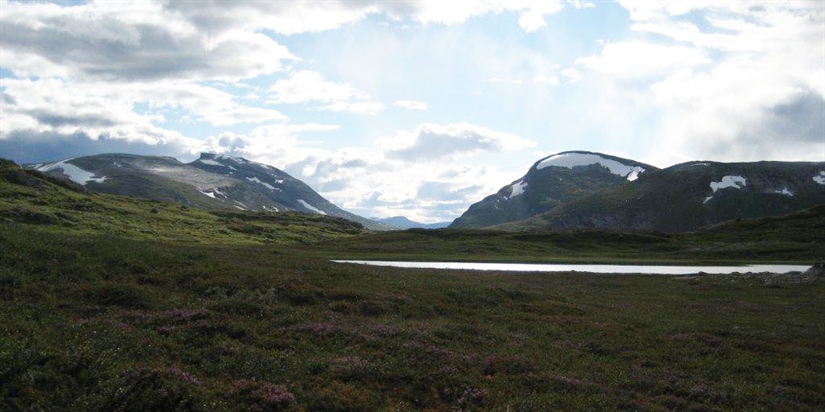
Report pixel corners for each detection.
[2,158,825,411]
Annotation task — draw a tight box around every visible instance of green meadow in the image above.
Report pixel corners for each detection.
[2,161,824,411]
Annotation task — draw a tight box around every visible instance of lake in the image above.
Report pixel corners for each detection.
[331,260,811,275]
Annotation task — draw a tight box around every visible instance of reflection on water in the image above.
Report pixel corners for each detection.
[332,260,811,275]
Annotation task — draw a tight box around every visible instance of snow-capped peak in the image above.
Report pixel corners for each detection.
[536,152,646,181]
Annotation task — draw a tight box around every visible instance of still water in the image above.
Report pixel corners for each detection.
[332,260,811,275]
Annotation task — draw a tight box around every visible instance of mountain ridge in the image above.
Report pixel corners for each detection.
[29,152,395,231]
[456,152,825,232]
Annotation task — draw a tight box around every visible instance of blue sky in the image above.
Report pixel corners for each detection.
[1,0,823,222]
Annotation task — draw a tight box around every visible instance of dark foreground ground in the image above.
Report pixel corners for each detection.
[2,225,823,411]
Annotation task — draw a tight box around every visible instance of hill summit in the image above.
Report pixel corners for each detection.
[452,151,825,232]
[451,151,656,228]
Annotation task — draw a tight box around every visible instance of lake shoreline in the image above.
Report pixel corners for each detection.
[332,260,812,275]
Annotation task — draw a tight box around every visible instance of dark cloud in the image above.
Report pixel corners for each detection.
[769,91,825,142]
[0,9,292,82]
[0,130,190,164]
[27,110,119,128]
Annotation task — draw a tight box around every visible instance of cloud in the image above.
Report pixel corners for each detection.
[163,0,376,35]
[318,102,385,115]
[380,123,537,161]
[394,100,428,110]
[268,71,368,104]
[163,0,567,35]
[533,75,560,86]
[268,70,383,115]
[576,41,711,80]
[383,0,564,31]
[567,0,596,9]
[198,122,534,223]
[0,129,200,164]
[588,1,825,165]
[561,68,583,83]
[0,1,295,82]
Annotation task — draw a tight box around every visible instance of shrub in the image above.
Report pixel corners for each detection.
[227,379,295,411]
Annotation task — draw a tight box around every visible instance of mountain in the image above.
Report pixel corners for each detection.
[500,160,825,232]
[452,151,825,232]
[28,153,394,231]
[451,151,657,228]
[371,216,451,229]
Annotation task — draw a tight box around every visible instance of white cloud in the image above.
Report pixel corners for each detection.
[575,1,825,165]
[518,9,548,32]
[567,0,596,9]
[561,67,582,83]
[164,0,566,35]
[576,41,711,80]
[383,0,564,31]
[533,75,560,86]
[394,100,429,110]
[268,71,368,104]
[379,123,537,161]
[268,70,383,115]
[318,101,386,115]
[201,122,526,223]
[0,77,176,144]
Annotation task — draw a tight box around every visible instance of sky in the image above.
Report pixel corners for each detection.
[1,0,823,223]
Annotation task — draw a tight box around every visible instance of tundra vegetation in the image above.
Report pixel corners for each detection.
[2,159,824,411]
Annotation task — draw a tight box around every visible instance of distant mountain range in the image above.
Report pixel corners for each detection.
[25,151,825,234]
[28,153,395,231]
[370,216,451,229]
[452,151,825,232]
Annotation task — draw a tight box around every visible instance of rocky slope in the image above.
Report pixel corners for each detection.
[29,153,393,231]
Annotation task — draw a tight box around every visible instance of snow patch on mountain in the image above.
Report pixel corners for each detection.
[710,175,747,192]
[198,159,223,167]
[508,180,527,199]
[814,171,825,185]
[37,160,107,185]
[197,157,237,171]
[536,153,645,181]
[217,155,249,164]
[298,199,326,215]
[704,175,747,203]
[774,188,793,196]
[201,188,226,199]
[246,176,278,191]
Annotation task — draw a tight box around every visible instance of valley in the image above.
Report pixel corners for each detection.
[2,156,824,411]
